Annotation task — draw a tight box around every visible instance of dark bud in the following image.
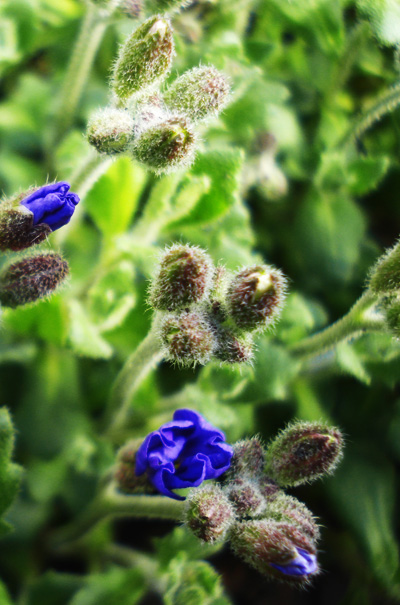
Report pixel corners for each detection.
[0,253,69,308]
[115,440,157,494]
[226,477,266,519]
[184,484,235,543]
[264,422,343,487]
[159,311,217,366]
[225,437,266,480]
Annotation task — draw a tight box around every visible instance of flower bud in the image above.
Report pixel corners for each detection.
[226,477,266,519]
[130,115,196,174]
[258,476,281,502]
[163,66,230,122]
[267,494,320,545]
[383,297,400,338]
[149,244,214,311]
[0,253,69,308]
[87,108,135,154]
[112,15,174,101]
[230,519,318,583]
[116,0,142,18]
[0,204,51,252]
[226,437,266,480]
[264,422,343,487]
[213,328,254,364]
[159,311,217,366]
[144,0,191,14]
[184,484,235,543]
[115,440,156,494]
[226,265,287,332]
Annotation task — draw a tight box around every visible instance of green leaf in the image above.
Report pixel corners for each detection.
[25,571,85,605]
[164,556,231,605]
[85,157,147,237]
[357,0,400,45]
[154,527,222,570]
[70,567,145,605]
[170,149,244,227]
[346,156,390,195]
[335,341,371,385]
[68,300,113,359]
[0,408,23,538]
[327,449,400,597]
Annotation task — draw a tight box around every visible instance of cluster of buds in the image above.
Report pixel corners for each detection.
[115,412,343,587]
[367,240,400,338]
[148,243,287,366]
[0,182,79,308]
[86,15,230,174]
[89,0,189,19]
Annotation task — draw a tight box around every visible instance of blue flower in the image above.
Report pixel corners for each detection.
[20,182,79,231]
[270,547,317,577]
[135,408,233,500]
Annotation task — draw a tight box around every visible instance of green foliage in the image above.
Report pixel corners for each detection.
[0,408,23,537]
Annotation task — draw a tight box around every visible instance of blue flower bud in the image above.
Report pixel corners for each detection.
[270,547,317,577]
[20,182,79,232]
[135,408,233,500]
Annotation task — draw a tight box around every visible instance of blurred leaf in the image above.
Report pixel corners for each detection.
[0,408,23,538]
[164,556,231,605]
[68,300,113,359]
[154,527,222,570]
[357,0,400,45]
[70,567,145,605]
[335,341,371,385]
[25,572,84,605]
[85,157,147,237]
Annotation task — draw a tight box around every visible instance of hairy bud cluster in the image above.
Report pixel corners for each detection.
[369,240,400,295]
[150,244,288,367]
[0,253,69,308]
[86,16,230,173]
[114,440,157,494]
[179,422,342,586]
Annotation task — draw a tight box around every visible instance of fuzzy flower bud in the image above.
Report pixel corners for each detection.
[213,328,254,364]
[87,108,135,154]
[226,265,287,332]
[267,494,320,545]
[115,440,157,494]
[226,477,266,519]
[0,253,69,308]
[264,422,343,487]
[369,241,400,295]
[130,115,196,174]
[135,408,233,500]
[112,15,174,100]
[226,437,266,480]
[0,182,79,251]
[116,0,142,18]
[145,0,191,13]
[184,484,235,543]
[159,311,217,366]
[383,297,400,338]
[163,66,230,122]
[230,519,318,583]
[149,244,214,311]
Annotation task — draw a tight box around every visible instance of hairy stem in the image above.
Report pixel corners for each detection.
[49,5,109,152]
[340,80,400,148]
[290,290,385,361]
[51,481,183,550]
[106,327,164,441]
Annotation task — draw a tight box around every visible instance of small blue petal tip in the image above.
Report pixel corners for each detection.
[270,547,318,577]
[20,181,80,232]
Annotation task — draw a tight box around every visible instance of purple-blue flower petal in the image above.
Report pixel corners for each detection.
[270,548,317,577]
[20,182,79,232]
[135,408,233,499]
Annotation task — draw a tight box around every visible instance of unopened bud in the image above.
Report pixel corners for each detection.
[264,422,343,487]
[230,519,318,583]
[0,253,69,308]
[149,244,214,311]
[0,202,50,252]
[226,265,287,332]
[131,115,196,174]
[214,328,254,364]
[116,0,142,18]
[369,240,400,294]
[163,66,230,122]
[87,108,135,154]
[112,16,174,100]
[225,437,266,479]
[226,477,266,518]
[383,297,400,338]
[184,484,235,543]
[159,311,217,366]
[115,440,156,494]
[258,476,281,502]
[144,0,191,14]
[267,494,320,545]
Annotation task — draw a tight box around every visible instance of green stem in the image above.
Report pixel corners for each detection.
[290,289,384,361]
[105,327,164,441]
[339,80,400,148]
[51,481,183,550]
[49,5,109,152]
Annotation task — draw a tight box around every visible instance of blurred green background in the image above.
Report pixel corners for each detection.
[2,0,400,603]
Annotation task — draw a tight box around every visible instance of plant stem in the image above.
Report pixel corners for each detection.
[106,327,164,441]
[51,481,183,550]
[340,80,400,148]
[49,5,109,153]
[289,289,385,361]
